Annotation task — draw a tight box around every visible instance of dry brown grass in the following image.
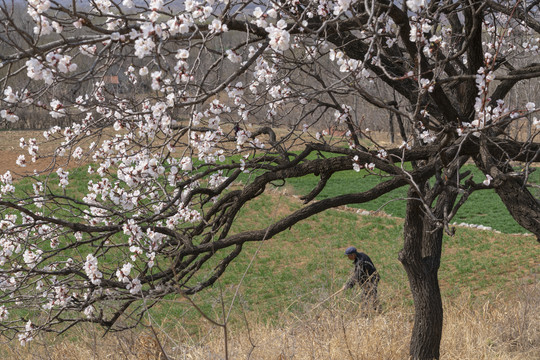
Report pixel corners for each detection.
[3,283,537,360]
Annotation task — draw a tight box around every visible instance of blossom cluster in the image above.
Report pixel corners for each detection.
[25,53,77,86]
[352,155,375,172]
[456,66,500,137]
[83,254,103,286]
[329,49,368,77]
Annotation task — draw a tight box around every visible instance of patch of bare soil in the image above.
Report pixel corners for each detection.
[0,129,98,177]
[0,130,57,176]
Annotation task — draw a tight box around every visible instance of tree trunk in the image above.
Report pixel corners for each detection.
[399,187,444,360]
[405,261,443,359]
[388,111,395,144]
[394,111,407,143]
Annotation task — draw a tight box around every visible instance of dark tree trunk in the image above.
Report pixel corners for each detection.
[406,262,443,359]
[388,111,395,144]
[399,181,457,359]
[394,111,407,143]
[389,95,407,143]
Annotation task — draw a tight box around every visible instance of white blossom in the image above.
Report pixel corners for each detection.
[16,155,26,167]
[134,37,156,58]
[226,49,242,63]
[116,262,133,283]
[84,305,95,318]
[56,168,69,188]
[18,321,34,346]
[28,0,51,14]
[3,86,17,103]
[0,109,19,122]
[83,254,103,286]
[420,130,436,144]
[49,99,66,118]
[127,278,142,294]
[0,305,8,321]
[400,141,411,150]
[26,58,54,84]
[352,155,361,172]
[406,0,425,12]
[533,117,540,130]
[23,249,42,266]
[209,19,228,33]
[73,18,84,29]
[266,20,290,52]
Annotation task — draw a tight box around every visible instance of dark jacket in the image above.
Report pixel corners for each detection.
[345,252,378,289]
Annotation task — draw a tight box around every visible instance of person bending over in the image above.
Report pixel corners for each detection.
[341,246,380,310]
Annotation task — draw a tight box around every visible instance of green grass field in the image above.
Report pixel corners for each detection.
[286,164,540,234]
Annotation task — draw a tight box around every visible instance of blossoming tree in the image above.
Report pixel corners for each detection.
[0,0,539,358]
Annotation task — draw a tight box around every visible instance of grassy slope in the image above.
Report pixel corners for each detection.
[148,190,539,334]
[2,190,539,359]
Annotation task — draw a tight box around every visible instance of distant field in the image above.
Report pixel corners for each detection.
[287,164,540,234]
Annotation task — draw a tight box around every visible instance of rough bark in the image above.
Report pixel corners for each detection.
[407,263,443,360]
[399,187,444,360]
[388,111,395,144]
[398,166,459,360]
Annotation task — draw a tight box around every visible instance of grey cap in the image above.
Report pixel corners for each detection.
[344,246,357,255]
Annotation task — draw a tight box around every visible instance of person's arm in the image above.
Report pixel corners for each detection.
[342,263,359,290]
[342,276,355,290]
